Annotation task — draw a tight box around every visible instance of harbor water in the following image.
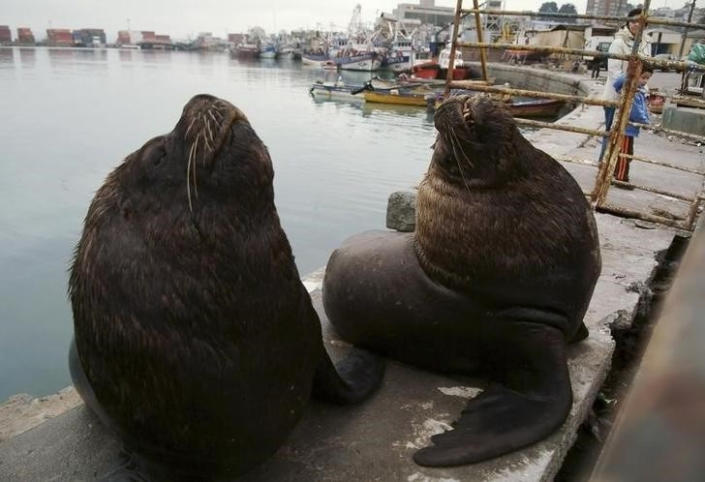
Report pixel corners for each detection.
[0,47,436,401]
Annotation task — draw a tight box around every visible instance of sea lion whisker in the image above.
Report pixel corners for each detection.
[207,109,220,127]
[447,137,472,192]
[450,129,474,170]
[192,136,200,199]
[186,117,198,137]
[204,118,215,151]
[186,142,194,213]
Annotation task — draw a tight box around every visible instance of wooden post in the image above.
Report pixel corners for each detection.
[444,0,465,95]
[472,0,489,82]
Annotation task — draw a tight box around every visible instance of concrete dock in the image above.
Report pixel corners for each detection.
[1,69,703,480]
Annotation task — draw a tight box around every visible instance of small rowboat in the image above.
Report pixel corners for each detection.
[309,81,364,102]
[363,90,429,107]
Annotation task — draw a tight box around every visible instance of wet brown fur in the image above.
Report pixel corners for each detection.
[69,94,383,478]
[415,95,601,297]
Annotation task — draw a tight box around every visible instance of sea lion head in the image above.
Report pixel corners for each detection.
[431,94,526,187]
[89,94,277,243]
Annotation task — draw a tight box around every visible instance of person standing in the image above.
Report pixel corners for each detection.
[611,67,653,185]
[599,8,652,161]
[591,54,603,79]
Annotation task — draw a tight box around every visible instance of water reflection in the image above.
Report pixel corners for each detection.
[141,49,172,64]
[119,49,134,62]
[361,102,434,121]
[0,48,14,66]
[0,49,436,401]
[47,47,76,67]
[19,48,36,67]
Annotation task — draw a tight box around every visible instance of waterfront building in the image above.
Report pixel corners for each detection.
[72,29,106,47]
[46,29,74,47]
[392,0,456,27]
[584,0,629,17]
[17,27,35,45]
[154,35,172,49]
[116,30,171,49]
[0,25,11,44]
[228,33,245,46]
[116,30,131,45]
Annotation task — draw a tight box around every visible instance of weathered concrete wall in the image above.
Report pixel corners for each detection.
[468,62,592,97]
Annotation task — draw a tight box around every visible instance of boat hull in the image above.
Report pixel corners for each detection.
[363,91,428,107]
[412,62,440,79]
[310,84,364,102]
[302,54,329,66]
[383,54,412,73]
[337,55,382,72]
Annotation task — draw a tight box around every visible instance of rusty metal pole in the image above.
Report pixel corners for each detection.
[592,1,651,205]
[444,0,465,95]
[472,0,489,82]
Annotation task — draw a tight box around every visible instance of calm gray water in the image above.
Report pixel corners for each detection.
[0,47,435,401]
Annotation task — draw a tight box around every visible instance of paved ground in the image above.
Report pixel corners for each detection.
[524,74,705,227]
[0,213,679,481]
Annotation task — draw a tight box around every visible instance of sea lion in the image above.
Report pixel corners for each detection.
[323,95,601,467]
[68,94,384,479]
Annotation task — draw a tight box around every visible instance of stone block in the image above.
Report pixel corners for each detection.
[662,106,705,137]
[386,190,417,232]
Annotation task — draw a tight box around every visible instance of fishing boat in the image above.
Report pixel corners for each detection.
[336,51,382,71]
[438,48,472,80]
[383,38,414,73]
[411,60,441,79]
[234,42,260,59]
[507,97,565,118]
[411,49,472,80]
[431,91,566,118]
[309,80,364,102]
[259,43,278,59]
[302,52,330,66]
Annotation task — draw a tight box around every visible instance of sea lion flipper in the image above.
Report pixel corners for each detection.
[414,322,572,467]
[312,347,385,405]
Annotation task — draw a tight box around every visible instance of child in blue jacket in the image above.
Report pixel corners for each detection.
[612,67,653,184]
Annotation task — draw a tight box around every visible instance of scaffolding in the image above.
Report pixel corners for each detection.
[443,0,705,231]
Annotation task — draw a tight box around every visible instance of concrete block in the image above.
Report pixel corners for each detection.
[0,213,676,482]
[386,190,417,232]
[662,106,705,137]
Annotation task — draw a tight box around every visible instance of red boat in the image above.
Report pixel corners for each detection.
[411,60,441,79]
[411,61,471,80]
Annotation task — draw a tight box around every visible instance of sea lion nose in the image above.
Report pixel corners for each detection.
[190,93,218,103]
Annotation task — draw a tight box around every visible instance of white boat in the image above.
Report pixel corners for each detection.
[438,48,464,69]
[259,44,278,59]
[302,53,330,66]
[309,80,364,102]
[383,39,414,73]
[336,52,382,71]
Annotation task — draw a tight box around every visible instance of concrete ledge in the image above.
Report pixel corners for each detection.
[0,213,676,481]
[0,387,81,442]
[662,106,705,137]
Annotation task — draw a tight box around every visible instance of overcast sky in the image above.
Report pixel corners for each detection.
[2,0,692,41]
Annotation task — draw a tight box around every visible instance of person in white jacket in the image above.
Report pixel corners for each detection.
[599,8,652,161]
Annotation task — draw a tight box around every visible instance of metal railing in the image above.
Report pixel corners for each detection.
[443,0,705,230]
